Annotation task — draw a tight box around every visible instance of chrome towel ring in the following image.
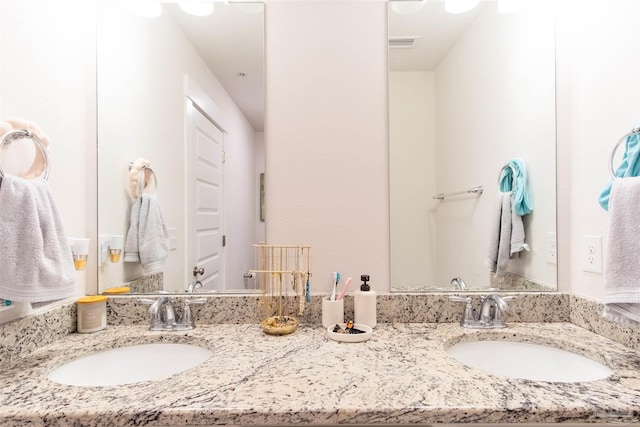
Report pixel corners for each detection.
[128,162,158,197]
[609,127,640,179]
[0,129,50,180]
[137,165,158,196]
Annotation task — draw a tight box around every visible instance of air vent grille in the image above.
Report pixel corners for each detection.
[389,36,419,48]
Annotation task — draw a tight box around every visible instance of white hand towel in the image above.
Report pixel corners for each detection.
[123,193,169,273]
[138,193,169,273]
[123,197,142,263]
[485,193,502,273]
[510,193,530,256]
[0,175,76,302]
[603,177,640,325]
[485,192,512,276]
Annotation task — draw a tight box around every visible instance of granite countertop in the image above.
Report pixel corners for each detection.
[1,322,639,426]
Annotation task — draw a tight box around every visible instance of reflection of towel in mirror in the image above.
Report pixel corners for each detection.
[0,175,76,302]
[486,192,512,276]
[603,177,640,325]
[123,193,169,273]
[499,158,533,216]
[599,132,640,211]
[510,193,530,256]
[123,198,142,263]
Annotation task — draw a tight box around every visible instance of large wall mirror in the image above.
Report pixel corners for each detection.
[388,0,557,292]
[97,1,265,294]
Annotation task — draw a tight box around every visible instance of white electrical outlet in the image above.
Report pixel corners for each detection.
[546,232,557,264]
[583,235,603,273]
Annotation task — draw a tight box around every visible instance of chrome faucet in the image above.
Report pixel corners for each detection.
[450,277,468,290]
[187,266,205,293]
[479,294,509,325]
[449,294,515,329]
[186,280,203,293]
[138,297,206,331]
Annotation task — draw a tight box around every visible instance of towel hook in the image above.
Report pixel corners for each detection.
[0,129,50,180]
[609,127,640,179]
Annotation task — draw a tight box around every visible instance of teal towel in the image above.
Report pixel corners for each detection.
[499,158,533,216]
[599,132,640,211]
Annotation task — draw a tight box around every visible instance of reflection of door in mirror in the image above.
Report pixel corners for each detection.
[97,2,265,294]
[389,0,557,292]
[186,98,224,291]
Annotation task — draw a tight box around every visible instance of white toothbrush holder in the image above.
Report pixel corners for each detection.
[322,296,344,328]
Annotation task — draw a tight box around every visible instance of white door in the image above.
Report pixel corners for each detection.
[185,99,224,290]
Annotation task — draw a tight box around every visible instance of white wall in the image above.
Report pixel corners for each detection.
[223,100,261,288]
[265,1,389,293]
[97,3,260,291]
[556,0,640,298]
[255,131,266,243]
[0,0,97,322]
[434,1,556,287]
[1,0,639,319]
[389,71,437,287]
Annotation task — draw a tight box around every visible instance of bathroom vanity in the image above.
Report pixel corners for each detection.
[1,315,639,426]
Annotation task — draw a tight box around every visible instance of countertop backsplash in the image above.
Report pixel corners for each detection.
[0,300,76,363]
[1,292,639,364]
[106,292,570,326]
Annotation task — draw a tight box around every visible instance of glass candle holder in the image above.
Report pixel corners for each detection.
[73,254,88,271]
[109,235,124,263]
[68,238,90,271]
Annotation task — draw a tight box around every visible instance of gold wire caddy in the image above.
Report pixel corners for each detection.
[251,244,311,335]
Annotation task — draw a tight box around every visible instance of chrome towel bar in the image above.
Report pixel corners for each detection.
[433,185,483,200]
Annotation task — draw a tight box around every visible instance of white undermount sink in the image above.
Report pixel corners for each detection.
[447,340,613,383]
[47,343,213,386]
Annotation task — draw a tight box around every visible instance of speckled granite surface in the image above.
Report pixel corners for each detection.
[393,272,555,292]
[106,292,570,326]
[110,272,163,293]
[489,271,556,291]
[4,292,639,367]
[0,292,582,364]
[0,300,76,363]
[1,322,639,426]
[570,295,640,351]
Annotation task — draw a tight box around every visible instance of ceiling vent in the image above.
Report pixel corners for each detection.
[389,36,419,49]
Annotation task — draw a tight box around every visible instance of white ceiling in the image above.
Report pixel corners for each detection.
[165,2,265,132]
[164,0,485,132]
[388,1,486,72]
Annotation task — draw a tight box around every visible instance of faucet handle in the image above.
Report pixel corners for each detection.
[180,298,207,328]
[493,295,515,323]
[449,296,476,323]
